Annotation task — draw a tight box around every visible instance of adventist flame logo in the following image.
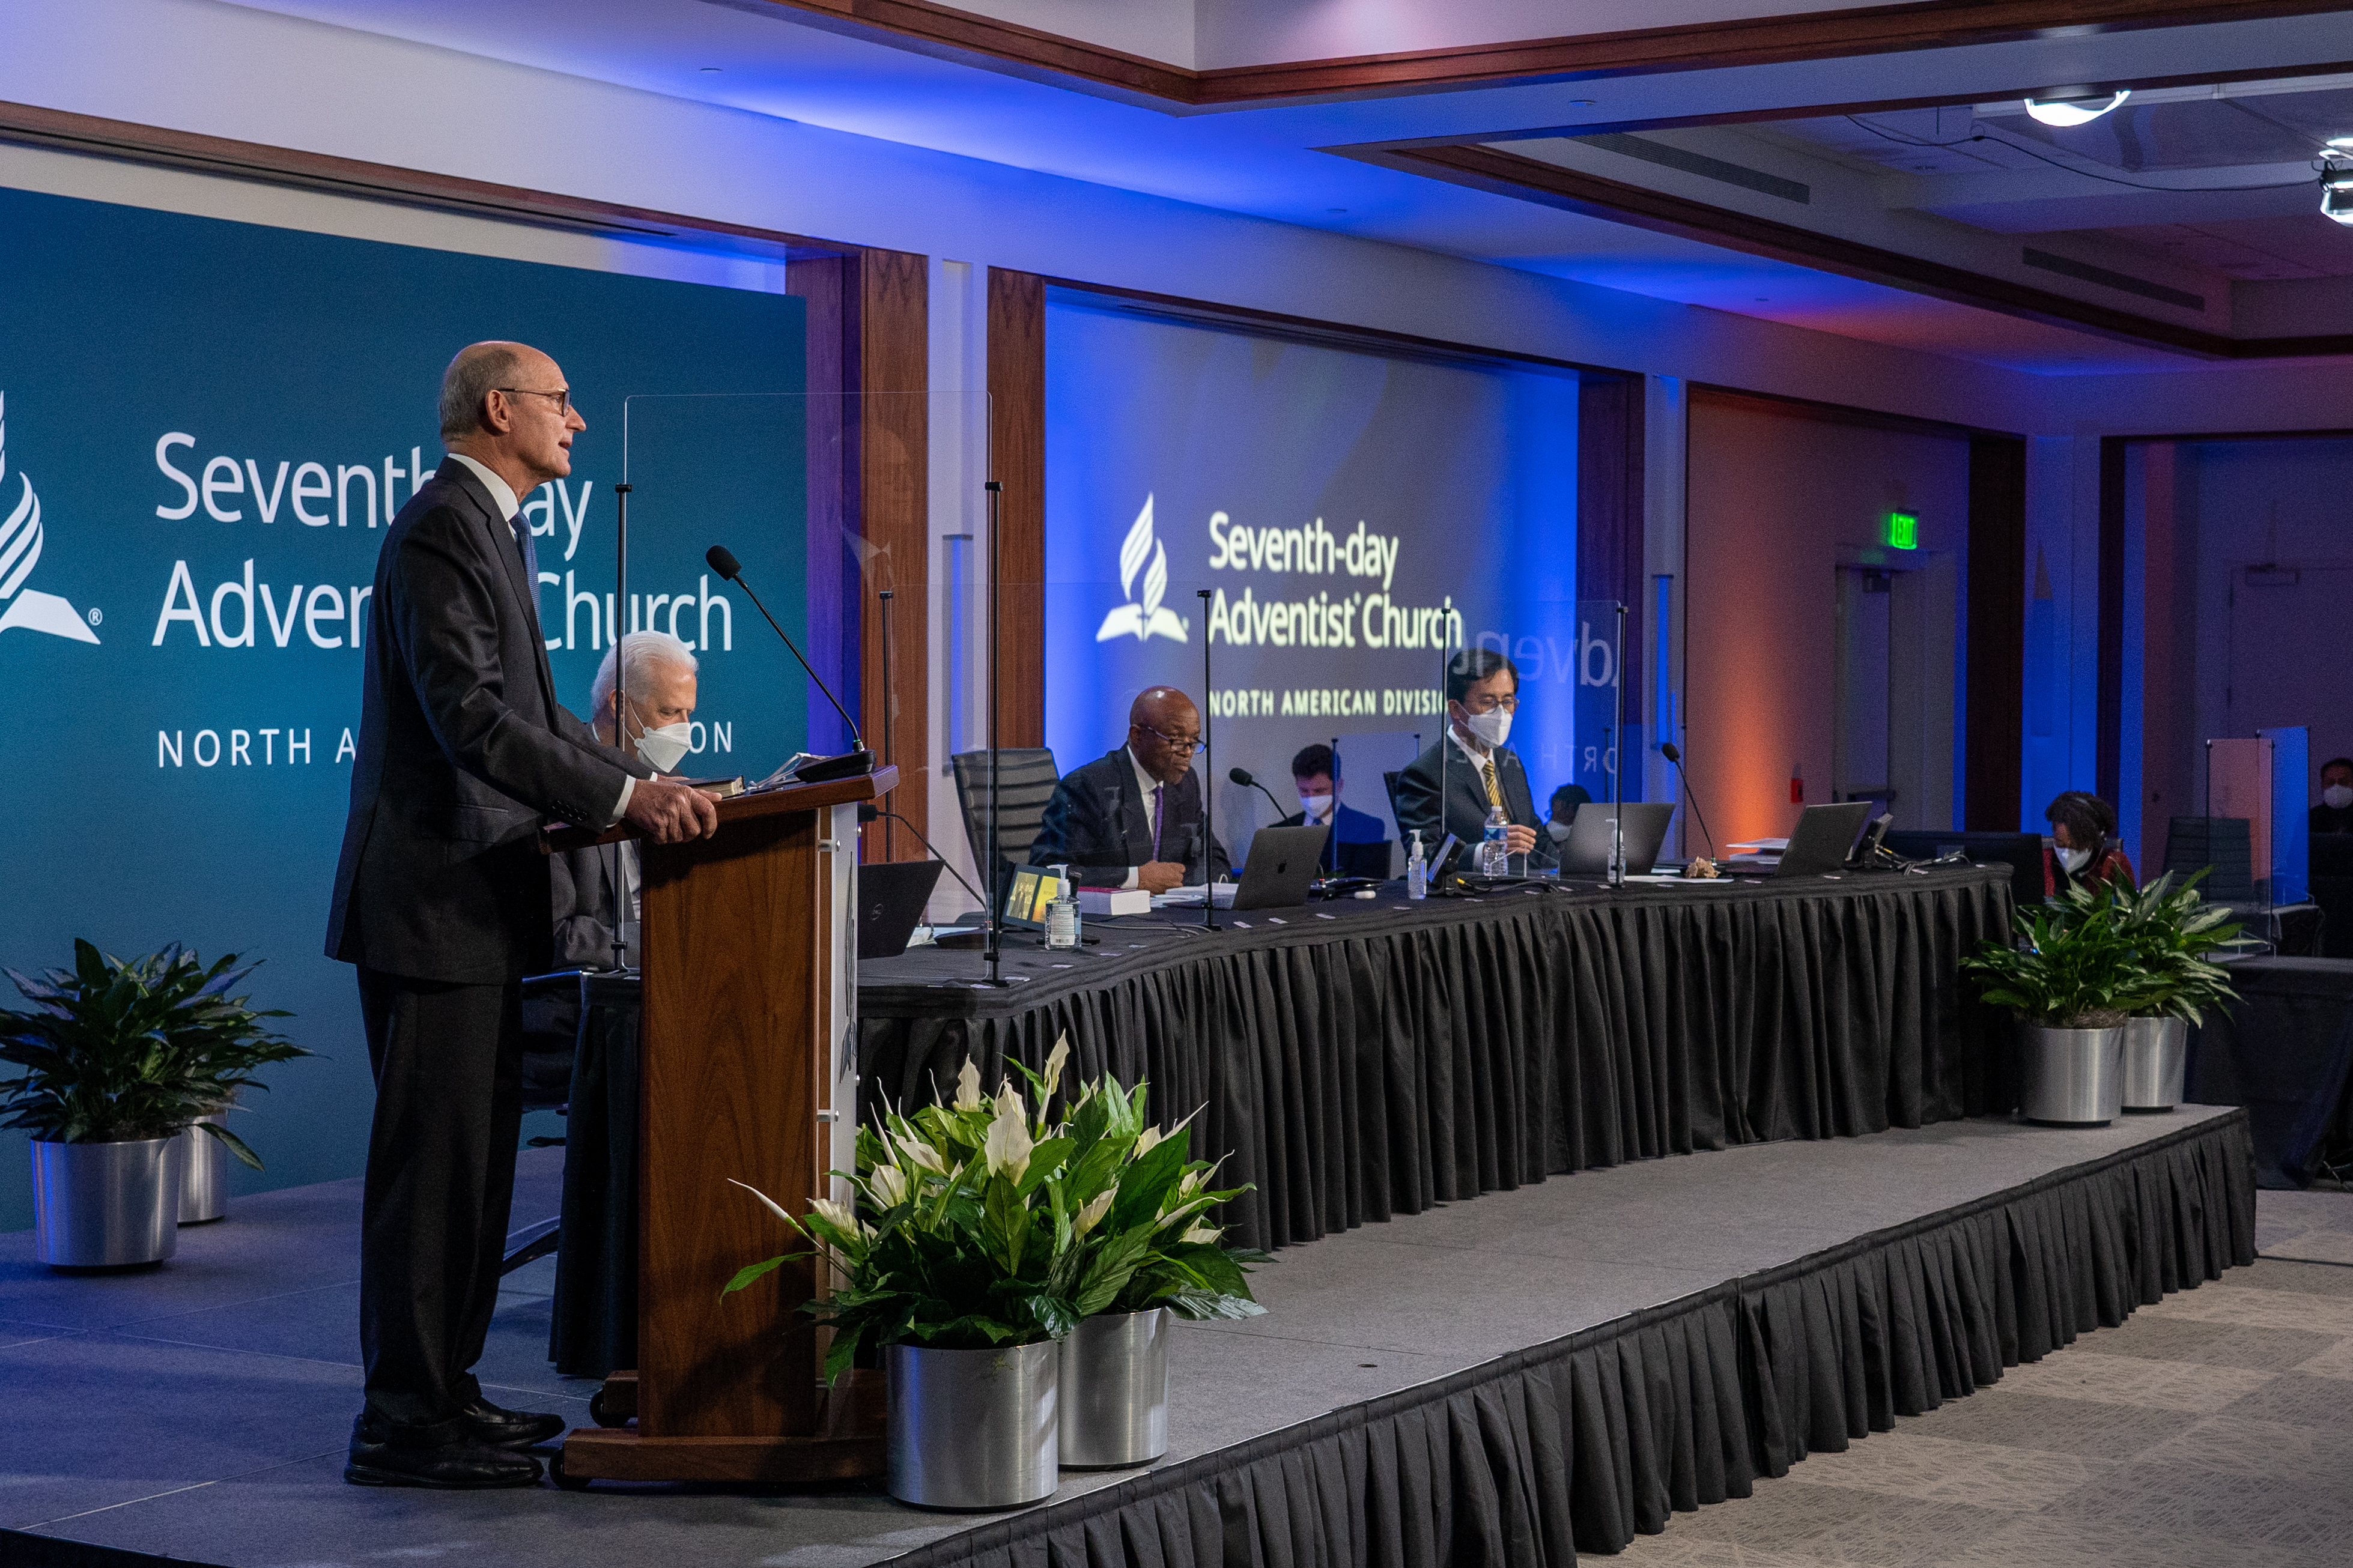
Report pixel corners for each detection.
[0,393,99,644]
[1093,494,1186,644]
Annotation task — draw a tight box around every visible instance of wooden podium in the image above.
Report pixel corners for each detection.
[547,767,896,1483]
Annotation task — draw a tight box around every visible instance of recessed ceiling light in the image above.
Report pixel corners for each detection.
[2023,90,2128,127]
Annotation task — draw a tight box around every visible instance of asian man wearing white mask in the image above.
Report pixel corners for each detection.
[550,632,700,968]
[2315,757,2353,836]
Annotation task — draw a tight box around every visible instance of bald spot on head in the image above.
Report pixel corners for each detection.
[1130,686,1195,733]
[1127,686,1201,788]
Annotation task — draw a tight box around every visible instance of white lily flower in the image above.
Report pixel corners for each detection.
[728,1179,796,1229]
[1073,1190,1114,1238]
[900,1137,946,1175]
[1134,1125,1164,1157]
[1179,1220,1219,1244]
[953,1059,983,1112]
[810,1196,871,1240]
[1042,1034,1071,1100]
[983,1098,1034,1183]
[869,1164,909,1208]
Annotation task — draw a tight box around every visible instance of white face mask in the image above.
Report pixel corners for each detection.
[2056,844,2092,874]
[1298,793,1333,821]
[1462,706,1512,750]
[1547,820,1572,844]
[624,704,694,772]
[2325,785,2353,811]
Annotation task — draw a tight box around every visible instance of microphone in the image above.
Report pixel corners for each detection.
[706,545,872,784]
[1227,766,1290,822]
[1659,742,1716,860]
[858,804,989,910]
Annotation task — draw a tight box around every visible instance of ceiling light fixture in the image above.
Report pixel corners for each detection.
[2023,89,2129,127]
[2322,160,2353,226]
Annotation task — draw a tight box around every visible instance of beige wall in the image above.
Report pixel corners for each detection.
[1684,392,1972,849]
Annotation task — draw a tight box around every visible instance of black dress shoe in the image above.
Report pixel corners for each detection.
[461,1397,569,1450]
[345,1415,542,1489]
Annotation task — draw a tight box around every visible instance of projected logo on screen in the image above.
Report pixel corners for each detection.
[0,392,99,644]
[1094,495,1187,644]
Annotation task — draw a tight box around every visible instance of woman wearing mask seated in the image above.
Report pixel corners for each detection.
[2043,790,2134,897]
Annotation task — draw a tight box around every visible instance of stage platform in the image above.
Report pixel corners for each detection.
[3,1107,2252,1568]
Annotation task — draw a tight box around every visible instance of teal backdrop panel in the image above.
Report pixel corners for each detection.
[0,185,808,1230]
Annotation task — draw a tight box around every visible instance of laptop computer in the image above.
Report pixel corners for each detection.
[1556,801,1677,876]
[1233,823,1329,911]
[1775,801,1876,877]
[858,859,946,960]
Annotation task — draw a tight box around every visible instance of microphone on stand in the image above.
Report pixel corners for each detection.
[705,545,872,784]
[1227,766,1289,822]
[857,804,989,910]
[1659,742,1716,861]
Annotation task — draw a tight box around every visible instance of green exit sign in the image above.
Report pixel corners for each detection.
[1885,511,1919,549]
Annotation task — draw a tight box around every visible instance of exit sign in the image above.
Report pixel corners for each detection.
[1885,512,1919,549]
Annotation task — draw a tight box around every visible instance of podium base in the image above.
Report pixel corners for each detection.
[557,1429,885,1483]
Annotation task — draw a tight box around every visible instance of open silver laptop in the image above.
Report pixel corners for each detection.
[1556,801,1677,877]
[1233,823,1331,911]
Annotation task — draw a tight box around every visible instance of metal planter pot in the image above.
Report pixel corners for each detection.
[2122,1016,2190,1112]
[172,1113,230,1224]
[1058,1308,1171,1469]
[2018,1024,2126,1125]
[885,1340,1058,1509]
[31,1137,181,1268]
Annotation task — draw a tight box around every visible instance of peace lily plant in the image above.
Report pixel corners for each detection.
[725,1037,1268,1381]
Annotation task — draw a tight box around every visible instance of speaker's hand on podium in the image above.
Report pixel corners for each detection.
[626,777,721,844]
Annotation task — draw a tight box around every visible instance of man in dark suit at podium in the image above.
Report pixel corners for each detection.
[1031,685,1230,891]
[1395,649,1553,873]
[326,341,718,1489]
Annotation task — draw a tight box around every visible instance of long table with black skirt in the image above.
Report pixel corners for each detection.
[861,864,2016,1252]
[553,864,2014,1375]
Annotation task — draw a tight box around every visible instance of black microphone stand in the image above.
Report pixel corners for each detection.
[608,481,633,975]
[1609,602,1627,889]
[703,546,870,782]
[980,481,1009,984]
[1230,767,1286,822]
[877,589,895,861]
[1662,743,1716,861]
[1197,587,1218,932]
[861,805,989,910]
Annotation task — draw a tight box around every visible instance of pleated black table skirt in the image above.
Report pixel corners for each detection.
[860,865,2017,1253]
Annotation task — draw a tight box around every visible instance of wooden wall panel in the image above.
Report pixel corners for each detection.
[1965,436,2027,831]
[987,267,1046,749]
[857,248,931,860]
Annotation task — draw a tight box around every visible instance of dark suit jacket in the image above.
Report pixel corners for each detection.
[551,843,634,970]
[1275,801,1386,844]
[1394,737,1555,871]
[1276,801,1390,877]
[1030,748,1232,888]
[326,464,651,984]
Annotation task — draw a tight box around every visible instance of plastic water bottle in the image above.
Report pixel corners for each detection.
[1407,831,1427,901]
[1478,804,1509,876]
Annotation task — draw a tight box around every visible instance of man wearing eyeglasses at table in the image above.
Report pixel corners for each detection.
[1395,648,1553,875]
[1031,685,1231,894]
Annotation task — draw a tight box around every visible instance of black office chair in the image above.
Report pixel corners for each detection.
[502,968,592,1275]
[952,747,1061,901]
[1382,770,1403,825]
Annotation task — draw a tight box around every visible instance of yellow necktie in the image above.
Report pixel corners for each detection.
[1482,760,1502,809]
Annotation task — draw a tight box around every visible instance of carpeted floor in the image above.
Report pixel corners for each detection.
[1611,1187,2353,1568]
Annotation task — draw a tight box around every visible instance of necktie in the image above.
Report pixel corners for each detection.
[1151,784,1165,862]
[512,515,541,589]
[1482,760,1503,810]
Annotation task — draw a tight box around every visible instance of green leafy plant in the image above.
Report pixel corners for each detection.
[1961,898,2158,1028]
[0,941,308,1169]
[725,1038,1267,1382]
[2056,870,2242,1025]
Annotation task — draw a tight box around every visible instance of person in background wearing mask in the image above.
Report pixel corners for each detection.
[1395,649,1555,873]
[550,631,701,967]
[1274,742,1389,878]
[2043,790,2135,897]
[1546,782,1594,850]
[2313,757,2353,835]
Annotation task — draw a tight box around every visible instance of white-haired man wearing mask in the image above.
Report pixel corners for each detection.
[551,631,700,967]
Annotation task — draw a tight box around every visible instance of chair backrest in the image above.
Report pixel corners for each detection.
[2164,816,2255,904]
[1383,770,1403,824]
[950,748,1061,886]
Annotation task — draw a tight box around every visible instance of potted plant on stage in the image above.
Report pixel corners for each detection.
[1043,1058,1266,1470]
[726,1047,1083,1509]
[1964,895,2158,1125]
[2057,871,2240,1112]
[0,942,306,1268]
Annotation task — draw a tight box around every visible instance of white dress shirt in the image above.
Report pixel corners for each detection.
[443,452,634,826]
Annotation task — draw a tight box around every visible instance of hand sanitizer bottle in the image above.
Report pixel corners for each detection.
[1407,831,1428,901]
